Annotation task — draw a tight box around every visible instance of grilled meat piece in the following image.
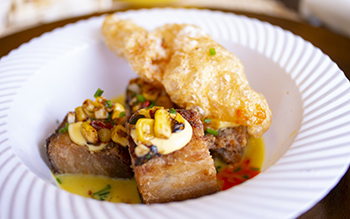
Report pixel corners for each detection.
[46,114,133,178]
[205,126,249,164]
[127,109,218,203]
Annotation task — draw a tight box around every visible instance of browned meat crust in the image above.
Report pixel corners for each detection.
[46,114,133,178]
[204,126,249,164]
[127,109,218,203]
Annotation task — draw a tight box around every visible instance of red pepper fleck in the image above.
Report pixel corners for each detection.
[91,120,106,130]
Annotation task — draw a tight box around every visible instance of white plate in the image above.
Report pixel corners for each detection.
[1,8,350,219]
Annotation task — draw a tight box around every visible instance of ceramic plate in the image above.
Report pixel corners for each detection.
[1,8,350,219]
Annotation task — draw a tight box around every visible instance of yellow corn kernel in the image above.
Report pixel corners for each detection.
[95,96,107,104]
[137,108,151,118]
[111,125,128,147]
[67,112,76,124]
[75,106,88,121]
[155,95,174,108]
[135,144,150,157]
[82,99,95,118]
[141,83,161,101]
[80,122,98,144]
[94,104,109,119]
[135,118,155,143]
[154,109,172,139]
[111,103,126,123]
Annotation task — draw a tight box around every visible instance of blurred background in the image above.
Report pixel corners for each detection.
[0,0,349,38]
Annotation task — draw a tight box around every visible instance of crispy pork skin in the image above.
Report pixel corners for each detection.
[46,115,133,178]
[127,109,218,203]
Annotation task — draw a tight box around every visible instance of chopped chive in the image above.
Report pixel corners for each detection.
[206,128,218,136]
[112,119,117,125]
[105,100,112,108]
[209,47,216,56]
[147,101,155,109]
[204,118,212,123]
[136,94,146,103]
[168,108,177,114]
[234,166,241,172]
[56,178,62,184]
[94,88,104,98]
[56,120,59,124]
[119,111,126,118]
[242,174,250,179]
[251,167,260,171]
[106,113,112,122]
[59,123,69,133]
[93,184,111,196]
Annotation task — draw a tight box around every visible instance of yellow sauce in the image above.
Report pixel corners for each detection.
[216,137,265,190]
[55,174,141,204]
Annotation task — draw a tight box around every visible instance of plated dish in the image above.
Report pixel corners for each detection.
[1,8,350,219]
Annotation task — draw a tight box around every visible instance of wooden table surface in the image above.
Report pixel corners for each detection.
[0,7,349,219]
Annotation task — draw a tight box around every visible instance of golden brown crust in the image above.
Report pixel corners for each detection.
[127,109,218,203]
[46,115,133,178]
[102,16,272,138]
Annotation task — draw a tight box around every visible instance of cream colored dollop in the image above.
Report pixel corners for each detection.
[102,15,272,138]
[68,122,108,152]
[130,118,193,156]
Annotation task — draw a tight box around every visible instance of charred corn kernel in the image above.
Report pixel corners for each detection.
[80,122,98,144]
[112,103,126,120]
[95,96,107,104]
[155,95,174,108]
[111,125,128,147]
[138,108,151,118]
[206,118,238,130]
[135,144,150,157]
[75,106,88,121]
[82,99,95,118]
[67,112,76,124]
[141,83,161,101]
[154,109,172,139]
[98,128,111,142]
[94,104,109,119]
[136,118,155,143]
[174,112,186,124]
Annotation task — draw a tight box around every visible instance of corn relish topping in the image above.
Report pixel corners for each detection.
[66,88,128,151]
[129,107,193,165]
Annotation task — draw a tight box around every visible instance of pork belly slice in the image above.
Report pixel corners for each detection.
[205,126,249,164]
[46,114,133,179]
[127,109,218,203]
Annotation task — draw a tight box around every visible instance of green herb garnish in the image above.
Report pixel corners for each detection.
[242,174,250,179]
[59,123,69,133]
[119,111,126,118]
[205,128,218,136]
[92,184,111,201]
[204,118,212,123]
[105,100,112,108]
[147,101,155,109]
[56,120,59,124]
[209,47,216,56]
[56,178,62,184]
[234,166,241,172]
[94,88,104,98]
[251,167,260,171]
[106,113,112,122]
[136,94,146,103]
[168,108,177,114]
